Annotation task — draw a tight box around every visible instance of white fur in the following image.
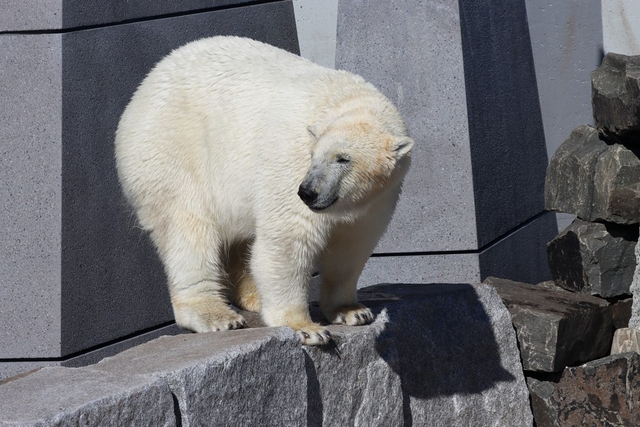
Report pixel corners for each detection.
[115,36,413,345]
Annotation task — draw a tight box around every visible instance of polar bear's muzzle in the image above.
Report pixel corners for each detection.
[298,182,338,211]
[298,164,341,211]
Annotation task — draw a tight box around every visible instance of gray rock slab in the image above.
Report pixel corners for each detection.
[346,283,534,427]
[545,124,640,223]
[0,0,258,31]
[629,228,640,328]
[0,1,299,361]
[336,0,548,254]
[529,352,640,427]
[592,52,640,138]
[547,219,638,297]
[0,366,175,427]
[611,328,640,355]
[484,277,614,372]
[88,328,307,427]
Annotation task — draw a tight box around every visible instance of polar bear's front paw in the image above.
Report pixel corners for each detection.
[173,298,247,333]
[295,324,332,346]
[329,304,374,326]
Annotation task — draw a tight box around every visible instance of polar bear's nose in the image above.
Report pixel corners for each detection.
[298,185,318,206]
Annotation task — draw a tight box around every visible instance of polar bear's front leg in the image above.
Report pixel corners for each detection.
[149,216,246,333]
[250,234,331,346]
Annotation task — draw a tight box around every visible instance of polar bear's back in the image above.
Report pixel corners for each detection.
[114,36,391,235]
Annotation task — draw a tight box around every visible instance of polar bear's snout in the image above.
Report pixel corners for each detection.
[298,165,340,211]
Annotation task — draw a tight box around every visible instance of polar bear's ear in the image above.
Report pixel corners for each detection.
[392,137,414,158]
[307,124,320,141]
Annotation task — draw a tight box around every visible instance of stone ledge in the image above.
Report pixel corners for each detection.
[0,284,533,426]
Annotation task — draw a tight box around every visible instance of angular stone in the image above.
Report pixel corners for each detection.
[611,298,633,329]
[347,283,534,426]
[529,352,640,427]
[88,328,307,427]
[547,219,638,297]
[592,53,640,138]
[630,234,640,328]
[527,377,561,427]
[611,328,640,355]
[484,277,614,372]
[0,366,175,426]
[545,124,640,224]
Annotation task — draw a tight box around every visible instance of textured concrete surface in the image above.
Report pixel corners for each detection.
[525,0,602,158]
[0,34,63,358]
[548,219,638,297]
[0,0,261,31]
[603,0,640,56]
[0,284,533,427]
[0,366,176,427]
[359,212,556,288]
[335,0,551,261]
[485,277,614,372]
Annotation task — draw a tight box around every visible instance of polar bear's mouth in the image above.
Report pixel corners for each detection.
[307,196,338,212]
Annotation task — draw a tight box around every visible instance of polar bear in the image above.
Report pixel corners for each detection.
[115,36,413,345]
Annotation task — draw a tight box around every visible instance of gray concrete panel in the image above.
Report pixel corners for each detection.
[336,0,478,253]
[59,2,299,356]
[1,1,299,362]
[0,35,63,358]
[0,0,268,31]
[459,0,549,248]
[478,212,557,284]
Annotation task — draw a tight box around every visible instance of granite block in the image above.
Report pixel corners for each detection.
[529,352,640,427]
[0,1,300,361]
[336,0,547,253]
[0,366,175,426]
[485,277,614,372]
[630,232,640,328]
[88,328,307,427]
[611,327,640,355]
[547,219,638,297]
[545,124,640,223]
[592,52,640,138]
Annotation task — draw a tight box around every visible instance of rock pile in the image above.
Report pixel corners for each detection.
[502,52,640,426]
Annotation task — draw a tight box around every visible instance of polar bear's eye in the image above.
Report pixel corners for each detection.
[336,155,351,165]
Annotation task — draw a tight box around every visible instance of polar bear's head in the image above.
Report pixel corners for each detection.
[298,115,414,213]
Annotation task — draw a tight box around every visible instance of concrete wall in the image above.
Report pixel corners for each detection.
[0,0,300,380]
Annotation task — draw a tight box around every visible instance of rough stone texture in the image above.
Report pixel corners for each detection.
[611,328,640,355]
[547,219,638,297]
[630,231,640,328]
[484,277,614,372]
[346,283,534,426]
[546,124,640,224]
[0,366,175,426]
[592,53,640,138]
[529,352,640,427]
[611,298,633,329]
[1,284,532,426]
[0,0,299,368]
[88,328,306,427]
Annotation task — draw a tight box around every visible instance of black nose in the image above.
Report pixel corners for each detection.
[298,185,318,205]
